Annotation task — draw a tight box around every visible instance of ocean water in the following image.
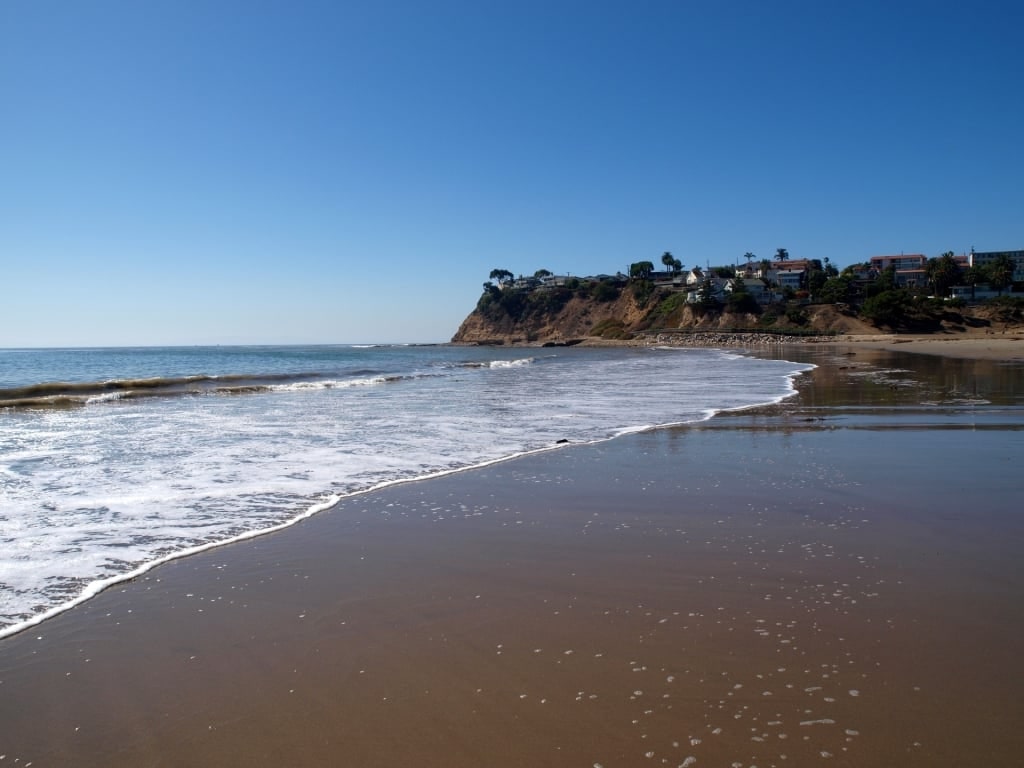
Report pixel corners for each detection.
[0,344,813,637]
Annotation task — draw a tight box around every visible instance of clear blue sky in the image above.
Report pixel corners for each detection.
[2,1,1021,346]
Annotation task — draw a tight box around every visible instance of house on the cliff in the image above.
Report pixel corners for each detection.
[774,268,805,292]
[726,278,773,304]
[685,274,730,304]
[651,271,687,290]
[869,254,928,289]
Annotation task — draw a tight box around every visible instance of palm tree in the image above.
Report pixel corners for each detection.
[775,247,789,262]
[988,253,1015,295]
[926,252,961,297]
[661,252,675,273]
[962,264,985,300]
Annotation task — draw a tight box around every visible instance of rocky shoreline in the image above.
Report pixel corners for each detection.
[638,331,836,347]
[456,331,841,348]
[459,331,1024,361]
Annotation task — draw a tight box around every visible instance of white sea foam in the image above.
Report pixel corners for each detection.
[85,391,126,404]
[268,376,390,391]
[0,344,813,637]
[488,357,535,368]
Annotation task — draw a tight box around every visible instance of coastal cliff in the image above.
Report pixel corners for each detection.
[450,285,876,345]
[453,289,646,345]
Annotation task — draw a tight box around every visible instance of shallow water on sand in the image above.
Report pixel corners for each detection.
[1,346,1023,766]
[1,344,814,637]
[1,405,1021,767]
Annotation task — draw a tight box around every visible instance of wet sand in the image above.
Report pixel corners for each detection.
[1,347,1023,766]
[828,334,1024,361]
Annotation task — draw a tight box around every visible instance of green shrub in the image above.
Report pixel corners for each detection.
[984,295,1024,309]
[499,289,527,316]
[725,292,760,314]
[590,318,631,339]
[785,306,808,325]
[631,280,655,305]
[920,296,952,312]
[818,275,854,304]
[861,289,913,326]
[530,287,571,314]
[592,281,620,302]
[648,292,688,319]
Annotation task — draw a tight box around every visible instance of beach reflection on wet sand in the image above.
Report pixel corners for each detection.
[0,346,1021,767]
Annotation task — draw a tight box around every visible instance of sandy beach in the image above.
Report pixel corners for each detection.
[1,344,1022,767]
[826,333,1024,361]
[583,330,1024,363]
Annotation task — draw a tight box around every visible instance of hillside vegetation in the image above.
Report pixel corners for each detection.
[451,280,1024,345]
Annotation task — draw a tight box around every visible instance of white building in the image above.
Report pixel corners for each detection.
[970,250,1024,282]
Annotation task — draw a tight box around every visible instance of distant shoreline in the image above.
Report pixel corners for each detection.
[456,332,1024,362]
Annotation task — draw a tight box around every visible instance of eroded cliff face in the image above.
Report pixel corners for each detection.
[450,291,646,344]
[450,287,881,345]
[450,289,770,345]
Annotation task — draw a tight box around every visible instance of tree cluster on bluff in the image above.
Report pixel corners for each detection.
[479,269,619,322]
[472,250,1023,340]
